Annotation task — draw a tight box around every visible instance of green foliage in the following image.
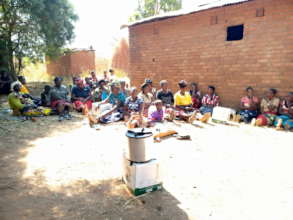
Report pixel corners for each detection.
[0,0,78,79]
[129,0,182,21]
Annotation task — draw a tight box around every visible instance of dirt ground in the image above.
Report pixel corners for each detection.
[0,84,293,220]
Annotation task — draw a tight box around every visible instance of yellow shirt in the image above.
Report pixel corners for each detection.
[174,91,192,106]
[8,92,25,111]
[20,85,29,94]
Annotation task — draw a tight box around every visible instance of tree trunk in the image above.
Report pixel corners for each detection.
[7,37,17,81]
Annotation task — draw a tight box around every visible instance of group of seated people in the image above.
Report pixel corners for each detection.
[5,70,293,130]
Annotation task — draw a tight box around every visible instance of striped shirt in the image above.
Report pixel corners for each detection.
[201,94,219,107]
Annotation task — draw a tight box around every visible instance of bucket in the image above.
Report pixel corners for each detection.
[125,128,153,162]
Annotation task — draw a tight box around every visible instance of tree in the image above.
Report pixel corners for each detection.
[129,0,182,21]
[0,0,78,80]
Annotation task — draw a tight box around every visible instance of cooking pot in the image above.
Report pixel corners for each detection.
[125,128,153,162]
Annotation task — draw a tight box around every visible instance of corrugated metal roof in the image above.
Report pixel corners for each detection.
[126,0,253,27]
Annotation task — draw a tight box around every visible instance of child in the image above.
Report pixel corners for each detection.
[41,85,51,107]
[148,100,164,122]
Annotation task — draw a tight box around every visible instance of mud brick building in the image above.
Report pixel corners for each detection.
[47,49,95,76]
[127,0,293,108]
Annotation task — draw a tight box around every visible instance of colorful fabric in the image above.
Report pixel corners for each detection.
[51,100,71,109]
[148,106,164,122]
[73,100,93,110]
[125,97,144,113]
[241,96,259,108]
[8,92,25,111]
[20,85,30,94]
[274,115,293,129]
[260,97,280,114]
[108,92,125,105]
[257,113,276,126]
[71,86,91,99]
[156,90,174,105]
[174,91,192,106]
[201,94,219,107]
[239,110,258,123]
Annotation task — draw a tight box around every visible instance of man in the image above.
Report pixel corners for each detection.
[50,77,72,121]
[72,79,93,113]
[156,80,174,107]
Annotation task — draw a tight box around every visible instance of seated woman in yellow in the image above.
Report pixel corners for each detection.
[8,82,33,116]
[8,82,51,117]
[174,80,195,121]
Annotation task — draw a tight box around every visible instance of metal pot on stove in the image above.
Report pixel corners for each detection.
[125,128,153,162]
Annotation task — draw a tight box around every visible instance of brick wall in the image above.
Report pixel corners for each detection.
[47,50,95,76]
[129,0,293,108]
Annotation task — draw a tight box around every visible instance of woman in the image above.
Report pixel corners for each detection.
[253,88,280,126]
[190,82,201,109]
[125,87,146,128]
[200,85,219,115]
[174,80,196,121]
[89,83,125,124]
[274,92,293,130]
[71,79,93,113]
[239,87,259,123]
[138,83,153,117]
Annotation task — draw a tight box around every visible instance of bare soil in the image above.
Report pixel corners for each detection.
[0,83,292,220]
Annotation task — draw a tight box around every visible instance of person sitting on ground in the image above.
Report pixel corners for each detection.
[156,80,174,107]
[174,80,195,121]
[93,79,109,102]
[190,82,201,109]
[274,92,293,130]
[85,77,94,89]
[41,85,51,107]
[50,77,73,121]
[120,80,130,97]
[71,79,93,113]
[156,80,175,121]
[145,78,157,97]
[252,88,280,126]
[148,100,164,123]
[90,71,98,84]
[17,76,29,94]
[124,87,145,128]
[103,70,109,81]
[109,69,116,82]
[238,86,259,123]
[8,82,32,116]
[200,85,219,115]
[139,82,154,117]
[89,83,125,125]
[0,71,12,95]
[17,75,42,106]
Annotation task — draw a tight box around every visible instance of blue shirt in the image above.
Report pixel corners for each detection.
[101,90,109,101]
[72,86,91,98]
[109,92,126,105]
